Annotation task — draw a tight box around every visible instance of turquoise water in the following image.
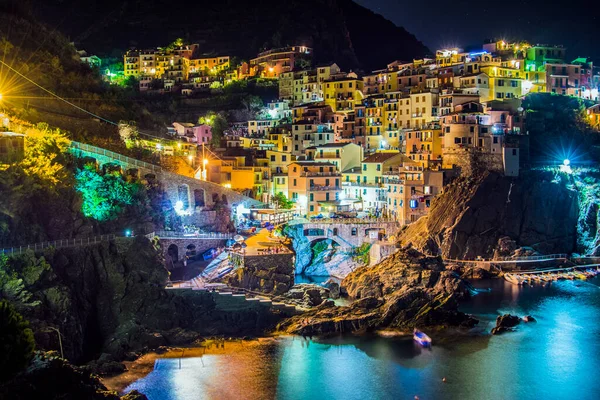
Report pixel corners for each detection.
[125,278,600,400]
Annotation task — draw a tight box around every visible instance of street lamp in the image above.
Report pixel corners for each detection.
[43,327,64,359]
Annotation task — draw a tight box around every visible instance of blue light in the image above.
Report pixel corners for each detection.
[125,230,132,237]
[469,51,489,57]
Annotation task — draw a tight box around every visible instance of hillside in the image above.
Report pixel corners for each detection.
[18,0,430,72]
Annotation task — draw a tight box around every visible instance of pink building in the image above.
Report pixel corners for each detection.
[193,124,212,144]
[546,59,595,98]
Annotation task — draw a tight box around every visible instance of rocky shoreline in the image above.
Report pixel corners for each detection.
[276,247,480,336]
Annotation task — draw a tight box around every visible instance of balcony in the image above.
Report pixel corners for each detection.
[342,181,383,188]
[301,171,341,177]
[309,185,342,191]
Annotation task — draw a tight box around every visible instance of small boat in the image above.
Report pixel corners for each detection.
[413,329,432,347]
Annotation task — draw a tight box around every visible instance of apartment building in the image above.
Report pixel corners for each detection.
[384,163,444,224]
[250,46,312,78]
[288,161,342,216]
[342,152,410,213]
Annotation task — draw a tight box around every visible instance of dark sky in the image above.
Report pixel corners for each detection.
[354,0,600,62]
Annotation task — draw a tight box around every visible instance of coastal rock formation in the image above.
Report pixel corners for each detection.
[225,253,295,295]
[4,237,282,364]
[398,171,579,259]
[277,248,478,336]
[272,284,330,308]
[491,314,521,334]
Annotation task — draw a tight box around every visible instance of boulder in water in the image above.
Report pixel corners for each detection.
[324,279,341,299]
[491,314,521,334]
[523,315,536,323]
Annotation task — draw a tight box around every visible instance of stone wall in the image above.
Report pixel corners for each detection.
[159,238,228,263]
[225,253,295,295]
[369,242,398,266]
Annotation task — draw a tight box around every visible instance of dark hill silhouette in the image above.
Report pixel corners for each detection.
[13,0,430,72]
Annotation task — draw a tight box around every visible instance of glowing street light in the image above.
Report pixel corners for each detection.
[560,159,572,174]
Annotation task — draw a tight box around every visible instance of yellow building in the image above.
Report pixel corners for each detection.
[480,63,526,101]
[288,161,342,216]
[189,56,230,75]
[588,105,600,129]
[436,48,467,67]
[324,74,364,112]
[404,126,443,169]
[342,152,410,213]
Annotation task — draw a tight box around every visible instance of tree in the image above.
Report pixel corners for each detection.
[272,192,294,209]
[75,164,139,221]
[198,112,228,147]
[118,121,139,144]
[241,95,263,115]
[0,300,35,381]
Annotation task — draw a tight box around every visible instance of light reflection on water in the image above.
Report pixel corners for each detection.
[125,278,600,400]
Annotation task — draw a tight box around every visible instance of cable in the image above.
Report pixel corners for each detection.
[0,58,118,126]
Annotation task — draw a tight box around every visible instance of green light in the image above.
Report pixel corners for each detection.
[75,164,138,221]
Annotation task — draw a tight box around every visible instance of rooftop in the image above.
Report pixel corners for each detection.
[363,152,402,163]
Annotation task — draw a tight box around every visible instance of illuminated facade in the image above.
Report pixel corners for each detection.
[288,161,342,216]
[250,46,312,78]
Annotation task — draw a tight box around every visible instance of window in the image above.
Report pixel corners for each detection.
[454,137,461,144]
[351,228,357,236]
[282,155,287,162]
[363,164,367,171]
[512,149,517,156]
[376,164,381,171]
[270,155,276,161]
[293,179,297,186]
[310,193,314,201]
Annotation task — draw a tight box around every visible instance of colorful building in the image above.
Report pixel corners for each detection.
[250,46,312,78]
[288,161,342,216]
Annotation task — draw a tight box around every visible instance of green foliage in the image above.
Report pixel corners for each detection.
[20,125,71,186]
[352,243,371,265]
[0,254,42,310]
[75,164,139,221]
[312,240,330,261]
[272,192,294,209]
[0,300,35,381]
[523,93,599,162]
[198,111,228,147]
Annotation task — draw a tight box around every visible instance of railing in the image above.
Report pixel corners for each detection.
[303,218,396,225]
[301,171,341,177]
[150,231,234,239]
[1,234,117,256]
[69,142,162,173]
[310,185,342,191]
[342,181,383,188]
[443,253,568,264]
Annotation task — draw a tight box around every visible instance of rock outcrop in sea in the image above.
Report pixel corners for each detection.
[277,247,478,336]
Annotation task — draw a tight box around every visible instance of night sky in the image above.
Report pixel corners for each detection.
[355,0,600,62]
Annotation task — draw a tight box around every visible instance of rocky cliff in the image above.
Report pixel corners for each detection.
[2,237,281,364]
[277,247,477,336]
[398,171,579,259]
[225,253,295,295]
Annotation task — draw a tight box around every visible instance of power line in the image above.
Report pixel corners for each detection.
[0,59,118,126]
[0,59,172,142]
